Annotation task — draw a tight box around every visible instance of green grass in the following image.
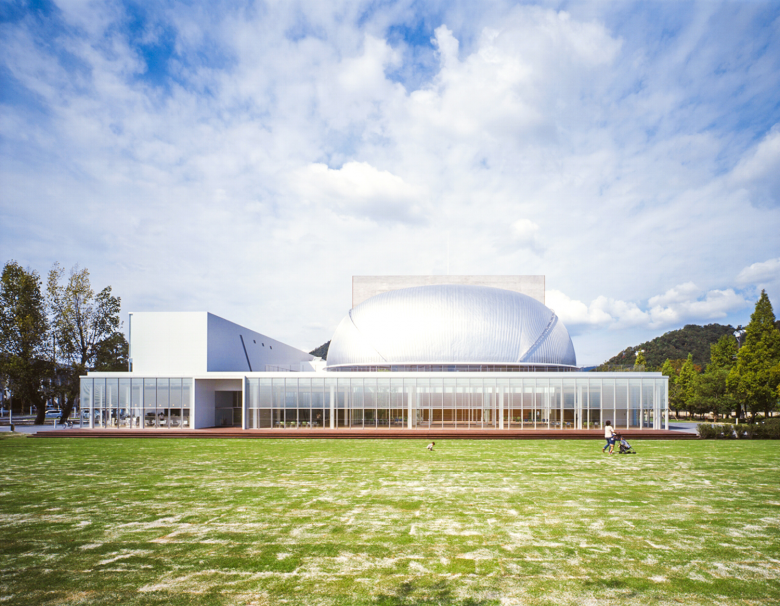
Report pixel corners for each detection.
[0,435,778,605]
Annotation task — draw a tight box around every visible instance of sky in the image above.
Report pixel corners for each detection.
[1,0,779,366]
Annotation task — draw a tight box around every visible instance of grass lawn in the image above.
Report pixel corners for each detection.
[0,435,778,605]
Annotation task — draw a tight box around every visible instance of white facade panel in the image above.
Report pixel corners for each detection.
[130,312,314,375]
[328,285,576,369]
[352,275,545,308]
[129,312,209,375]
[206,314,313,372]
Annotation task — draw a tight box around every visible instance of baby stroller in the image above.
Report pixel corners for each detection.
[615,433,636,455]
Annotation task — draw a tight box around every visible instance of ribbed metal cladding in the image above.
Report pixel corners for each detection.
[326,284,577,369]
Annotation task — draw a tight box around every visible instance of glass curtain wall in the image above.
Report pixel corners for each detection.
[79,375,668,431]
[78,378,192,429]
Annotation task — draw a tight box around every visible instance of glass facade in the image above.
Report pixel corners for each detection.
[80,377,192,429]
[245,374,668,430]
[79,373,667,430]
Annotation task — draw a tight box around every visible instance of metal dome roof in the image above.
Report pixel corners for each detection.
[326,284,576,369]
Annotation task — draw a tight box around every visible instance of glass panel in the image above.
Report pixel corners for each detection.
[257,408,272,428]
[119,378,131,427]
[272,379,285,408]
[106,379,118,428]
[182,379,191,428]
[157,378,169,427]
[534,380,547,429]
[391,380,405,427]
[144,378,156,427]
[563,380,575,429]
[643,382,654,428]
[351,380,363,428]
[80,378,92,428]
[522,383,534,429]
[630,381,641,428]
[131,379,143,428]
[615,380,628,428]
[602,381,614,428]
[258,378,272,407]
[93,378,105,428]
[364,379,376,428]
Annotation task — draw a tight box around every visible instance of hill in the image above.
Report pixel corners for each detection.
[309,341,330,360]
[602,323,735,369]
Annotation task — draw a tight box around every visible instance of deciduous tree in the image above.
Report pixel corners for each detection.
[0,261,50,422]
[47,263,123,421]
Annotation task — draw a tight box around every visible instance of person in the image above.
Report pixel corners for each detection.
[427,441,435,451]
[603,421,616,454]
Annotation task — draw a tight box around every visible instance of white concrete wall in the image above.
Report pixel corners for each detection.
[129,311,313,375]
[130,312,209,375]
[193,378,242,428]
[352,275,546,307]
[206,313,313,372]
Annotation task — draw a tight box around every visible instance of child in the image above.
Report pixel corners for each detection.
[427,441,435,451]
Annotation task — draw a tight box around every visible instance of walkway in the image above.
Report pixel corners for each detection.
[31,427,697,440]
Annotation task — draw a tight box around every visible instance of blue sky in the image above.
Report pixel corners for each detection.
[1,0,779,364]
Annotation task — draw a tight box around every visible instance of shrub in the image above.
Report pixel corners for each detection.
[733,420,780,439]
[697,423,735,439]
[697,423,716,438]
[764,418,780,439]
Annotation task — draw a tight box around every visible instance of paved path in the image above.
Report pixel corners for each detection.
[667,421,701,435]
[33,427,698,440]
[1,423,84,435]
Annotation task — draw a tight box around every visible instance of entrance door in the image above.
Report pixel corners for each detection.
[215,391,242,427]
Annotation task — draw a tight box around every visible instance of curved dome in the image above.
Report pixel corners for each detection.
[326,284,576,369]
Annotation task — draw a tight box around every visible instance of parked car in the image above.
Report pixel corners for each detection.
[45,409,62,419]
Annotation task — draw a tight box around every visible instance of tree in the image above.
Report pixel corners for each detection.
[727,291,780,422]
[696,333,740,420]
[93,332,129,371]
[47,264,123,421]
[677,354,698,418]
[0,261,50,422]
[691,367,737,420]
[661,359,682,419]
[634,350,647,370]
[709,333,738,370]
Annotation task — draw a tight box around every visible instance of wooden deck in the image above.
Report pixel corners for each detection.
[32,427,697,440]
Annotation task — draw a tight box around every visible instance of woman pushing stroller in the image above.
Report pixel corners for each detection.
[603,420,616,454]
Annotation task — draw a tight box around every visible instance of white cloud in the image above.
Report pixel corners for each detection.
[729,126,780,207]
[291,161,427,224]
[550,284,749,335]
[736,257,780,286]
[547,290,612,331]
[648,288,748,328]
[648,282,701,307]
[0,1,778,364]
[510,219,544,254]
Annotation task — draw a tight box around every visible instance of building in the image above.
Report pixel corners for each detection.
[80,277,669,431]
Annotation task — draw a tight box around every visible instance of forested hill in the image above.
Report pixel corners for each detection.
[602,323,735,369]
[309,341,330,360]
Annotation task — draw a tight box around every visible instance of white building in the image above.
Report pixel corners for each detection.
[80,277,669,431]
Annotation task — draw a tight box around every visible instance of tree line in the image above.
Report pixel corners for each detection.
[0,260,128,424]
[602,323,738,369]
[661,291,780,422]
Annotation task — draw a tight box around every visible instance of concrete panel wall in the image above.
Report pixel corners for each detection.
[352,275,545,308]
[193,378,242,428]
[129,312,209,375]
[129,311,313,375]
[206,314,313,372]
